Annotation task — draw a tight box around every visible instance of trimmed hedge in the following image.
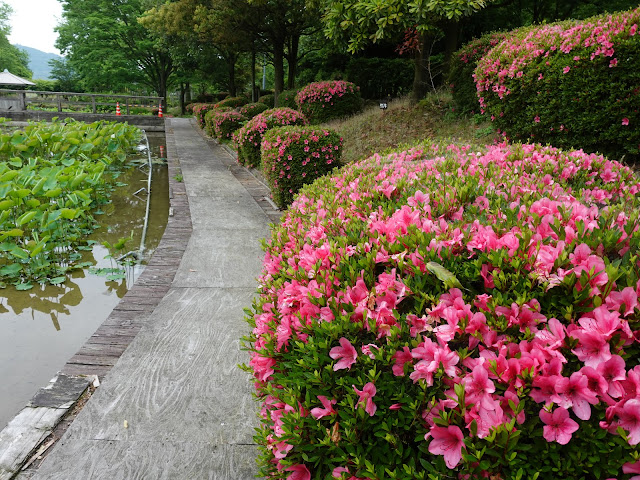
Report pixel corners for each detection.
[237,102,269,119]
[295,80,363,124]
[476,8,640,160]
[261,126,342,208]
[244,141,640,479]
[258,94,275,108]
[193,103,217,129]
[214,96,249,110]
[277,89,300,109]
[204,107,232,137]
[233,108,308,168]
[449,32,507,114]
[212,110,246,141]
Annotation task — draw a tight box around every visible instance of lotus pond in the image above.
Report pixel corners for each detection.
[0,121,168,428]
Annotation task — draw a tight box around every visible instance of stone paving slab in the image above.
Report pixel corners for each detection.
[28,117,270,480]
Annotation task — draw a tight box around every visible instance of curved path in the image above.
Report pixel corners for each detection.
[26,118,274,479]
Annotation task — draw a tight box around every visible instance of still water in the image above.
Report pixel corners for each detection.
[0,133,169,429]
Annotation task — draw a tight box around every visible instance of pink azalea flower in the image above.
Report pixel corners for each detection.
[539,407,579,445]
[623,460,640,480]
[615,399,640,444]
[597,355,626,398]
[571,329,612,368]
[330,337,358,371]
[353,382,377,416]
[552,371,599,420]
[606,287,638,317]
[563,66,571,74]
[392,346,413,376]
[333,466,350,478]
[286,464,311,480]
[427,425,465,469]
[622,118,629,126]
[465,364,496,409]
[310,395,337,419]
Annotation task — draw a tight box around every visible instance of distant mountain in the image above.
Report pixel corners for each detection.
[14,45,62,81]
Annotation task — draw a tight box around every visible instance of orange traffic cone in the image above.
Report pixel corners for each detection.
[116,102,121,116]
[158,104,163,118]
[159,145,165,158]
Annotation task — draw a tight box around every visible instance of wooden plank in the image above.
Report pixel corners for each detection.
[0,407,66,480]
[67,354,120,367]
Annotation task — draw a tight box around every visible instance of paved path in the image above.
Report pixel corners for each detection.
[28,118,272,479]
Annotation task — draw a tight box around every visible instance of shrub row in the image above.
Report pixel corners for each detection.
[207,110,246,141]
[244,141,640,479]
[449,32,508,114]
[192,103,217,129]
[295,80,363,124]
[261,126,342,208]
[475,7,640,160]
[233,108,308,168]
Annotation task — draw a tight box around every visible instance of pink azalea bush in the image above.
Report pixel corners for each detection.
[233,108,307,168]
[192,103,218,129]
[449,32,508,114]
[261,126,342,208]
[243,141,640,479]
[209,110,246,141]
[214,96,249,110]
[237,102,269,119]
[295,81,363,124]
[475,7,640,161]
[204,107,232,137]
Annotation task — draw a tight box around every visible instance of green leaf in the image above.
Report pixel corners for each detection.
[15,282,33,291]
[426,261,463,289]
[49,276,67,285]
[0,263,22,276]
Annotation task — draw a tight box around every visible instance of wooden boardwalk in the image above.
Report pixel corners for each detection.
[16,118,276,479]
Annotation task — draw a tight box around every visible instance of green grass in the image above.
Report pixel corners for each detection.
[321,90,499,164]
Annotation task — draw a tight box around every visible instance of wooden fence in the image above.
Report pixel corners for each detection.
[0,89,163,115]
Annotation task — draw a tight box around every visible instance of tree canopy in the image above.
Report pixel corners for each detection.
[0,2,32,79]
[56,0,174,100]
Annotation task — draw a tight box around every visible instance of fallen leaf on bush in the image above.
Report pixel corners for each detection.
[331,422,341,443]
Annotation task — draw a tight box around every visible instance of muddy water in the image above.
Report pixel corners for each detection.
[0,133,169,429]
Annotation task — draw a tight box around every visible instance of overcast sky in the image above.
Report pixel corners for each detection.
[5,0,63,55]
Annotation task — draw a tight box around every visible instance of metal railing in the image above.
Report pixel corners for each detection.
[0,89,163,115]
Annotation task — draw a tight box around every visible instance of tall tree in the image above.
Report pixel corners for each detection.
[56,0,175,102]
[322,0,490,101]
[0,2,32,79]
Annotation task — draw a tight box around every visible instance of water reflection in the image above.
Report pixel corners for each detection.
[0,133,169,429]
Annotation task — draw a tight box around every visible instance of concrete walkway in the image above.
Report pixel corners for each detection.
[27,118,272,479]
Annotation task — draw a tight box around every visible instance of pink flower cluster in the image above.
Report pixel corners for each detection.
[476,8,639,108]
[211,110,246,140]
[246,141,640,478]
[191,103,218,129]
[233,108,308,168]
[295,81,362,123]
[261,126,342,208]
[295,81,358,108]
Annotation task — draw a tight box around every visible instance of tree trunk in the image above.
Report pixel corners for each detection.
[180,83,185,115]
[411,32,428,104]
[185,82,191,104]
[273,40,285,107]
[228,53,237,97]
[286,34,299,89]
[251,48,257,101]
[442,20,460,79]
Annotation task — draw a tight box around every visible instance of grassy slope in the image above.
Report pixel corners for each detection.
[321,91,499,165]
